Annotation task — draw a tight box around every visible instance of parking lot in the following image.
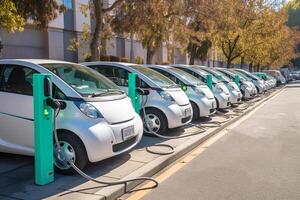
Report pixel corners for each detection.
[0,86,282,200]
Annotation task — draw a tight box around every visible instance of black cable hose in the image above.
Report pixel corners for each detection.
[53,103,158,191]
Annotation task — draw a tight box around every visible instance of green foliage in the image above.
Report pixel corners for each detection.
[12,0,63,28]
[0,0,25,32]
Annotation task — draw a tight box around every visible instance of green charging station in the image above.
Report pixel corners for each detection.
[234,75,241,89]
[216,75,223,81]
[206,74,213,90]
[33,74,54,185]
[128,73,141,113]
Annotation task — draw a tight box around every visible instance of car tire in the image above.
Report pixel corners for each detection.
[54,133,88,175]
[191,101,199,121]
[141,108,168,136]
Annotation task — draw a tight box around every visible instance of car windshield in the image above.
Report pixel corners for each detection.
[230,70,251,81]
[201,68,231,83]
[192,68,220,83]
[169,67,205,85]
[218,69,247,81]
[131,66,178,88]
[41,63,123,97]
[240,71,260,80]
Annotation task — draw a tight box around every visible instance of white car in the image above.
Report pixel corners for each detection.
[172,65,231,109]
[234,69,266,93]
[82,62,193,135]
[147,65,217,120]
[0,59,143,174]
[197,66,243,104]
[215,68,257,99]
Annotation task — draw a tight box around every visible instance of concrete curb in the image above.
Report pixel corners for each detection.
[95,88,285,200]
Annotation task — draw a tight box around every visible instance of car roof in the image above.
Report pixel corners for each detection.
[0,59,74,65]
[81,61,140,67]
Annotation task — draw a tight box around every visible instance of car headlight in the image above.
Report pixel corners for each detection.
[193,87,205,96]
[159,91,175,102]
[215,85,223,93]
[75,102,102,119]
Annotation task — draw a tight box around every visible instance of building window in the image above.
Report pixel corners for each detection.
[64,0,73,9]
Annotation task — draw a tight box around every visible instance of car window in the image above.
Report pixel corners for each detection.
[0,65,38,95]
[153,68,180,84]
[42,63,121,97]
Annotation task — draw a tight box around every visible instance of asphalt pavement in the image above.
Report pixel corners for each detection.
[142,82,300,200]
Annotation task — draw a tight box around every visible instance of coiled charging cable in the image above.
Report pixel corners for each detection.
[52,102,158,191]
[140,94,208,155]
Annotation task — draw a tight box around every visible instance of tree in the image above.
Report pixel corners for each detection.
[87,0,124,61]
[12,0,63,28]
[112,0,184,64]
[0,0,25,53]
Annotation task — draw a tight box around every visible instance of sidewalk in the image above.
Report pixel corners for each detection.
[0,89,281,200]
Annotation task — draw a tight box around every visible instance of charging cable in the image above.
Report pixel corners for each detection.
[50,100,158,191]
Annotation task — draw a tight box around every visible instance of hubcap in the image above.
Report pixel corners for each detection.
[54,141,76,170]
[144,113,161,134]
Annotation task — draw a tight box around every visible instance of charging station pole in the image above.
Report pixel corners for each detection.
[206,74,213,90]
[128,73,141,113]
[234,75,241,89]
[216,75,223,81]
[33,74,54,185]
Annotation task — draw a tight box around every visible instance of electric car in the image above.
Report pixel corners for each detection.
[197,66,243,104]
[253,72,276,88]
[146,65,217,120]
[233,69,266,93]
[0,59,144,174]
[172,65,231,109]
[215,68,257,99]
[82,62,193,135]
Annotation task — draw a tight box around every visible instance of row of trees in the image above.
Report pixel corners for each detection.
[82,0,300,70]
[1,0,300,69]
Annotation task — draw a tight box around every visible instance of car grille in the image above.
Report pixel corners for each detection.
[112,136,137,152]
[181,116,191,124]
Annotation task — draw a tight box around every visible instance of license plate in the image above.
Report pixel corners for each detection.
[184,108,192,117]
[122,126,135,141]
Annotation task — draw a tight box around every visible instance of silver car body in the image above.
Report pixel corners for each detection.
[147,65,217,117]
[82,62,193,129]
[234,69,266,93]
[215,68,257,99]
[197,66,243,104]
[0,59,143,162]
[172,65,231,109]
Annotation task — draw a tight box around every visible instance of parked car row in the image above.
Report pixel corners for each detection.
[0,59,277,174]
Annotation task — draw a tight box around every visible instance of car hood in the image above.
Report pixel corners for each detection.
[166,88,190,106]
[90,97,136,124]
[197,85,215,99]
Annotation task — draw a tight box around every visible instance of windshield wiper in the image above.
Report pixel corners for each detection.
[90,89,124,97]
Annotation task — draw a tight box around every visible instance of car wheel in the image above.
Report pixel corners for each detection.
[191,101,199,121]
[54,133,88,175]
[142,108,167,136]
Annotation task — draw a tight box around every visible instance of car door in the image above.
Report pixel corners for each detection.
[0,64,37,155]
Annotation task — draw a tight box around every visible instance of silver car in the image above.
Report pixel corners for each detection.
[0,59,143,174]
[172,65,231,109]
[197,66,243,104]
[82,62,193,135]
[147,65,217,120]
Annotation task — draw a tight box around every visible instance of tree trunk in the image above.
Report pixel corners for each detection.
[249,63,253,72]
[90,0,103,61]
[240,56,244,69]
[130,33,134,63]
[226,59,232,68]
[146,46,155,64]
